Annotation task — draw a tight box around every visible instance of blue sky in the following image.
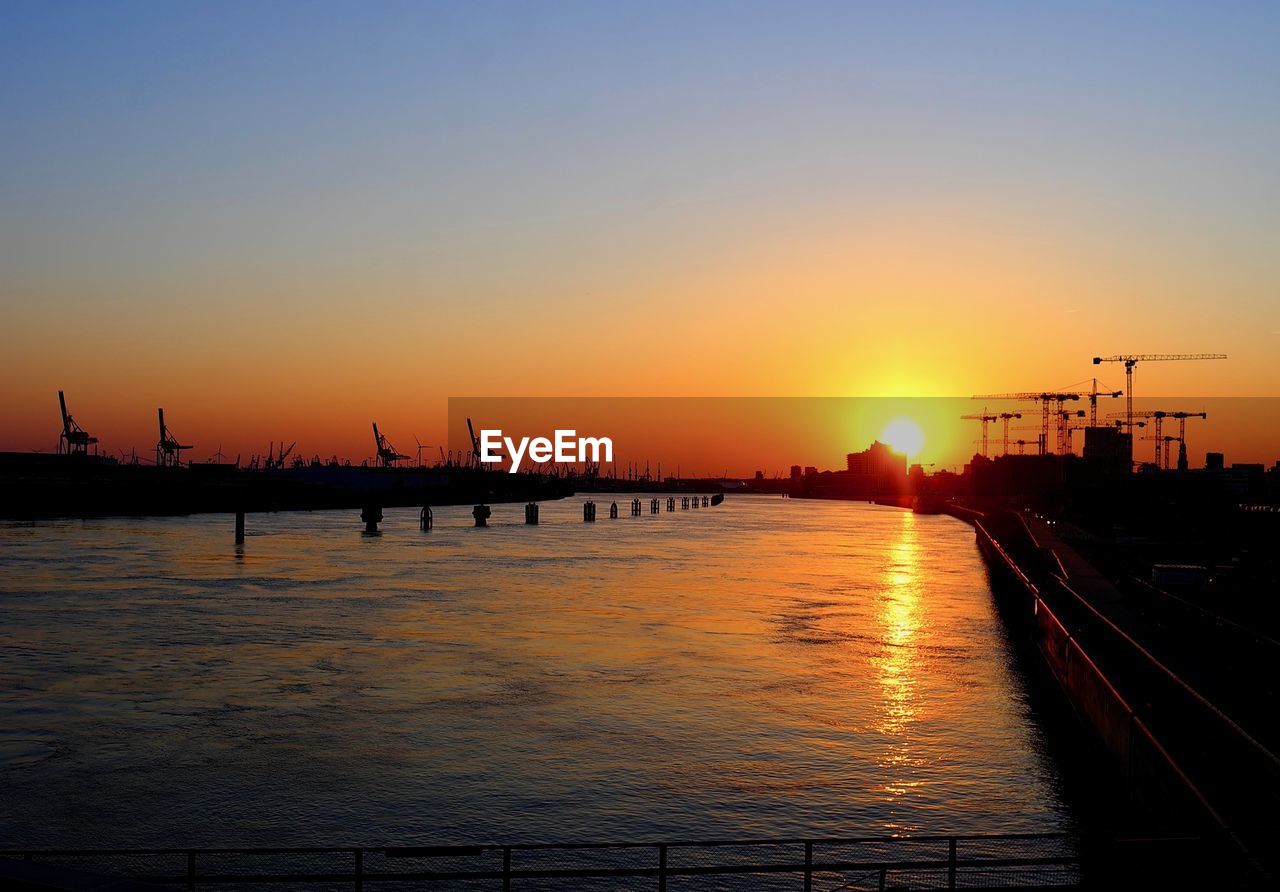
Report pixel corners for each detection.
[2,2,1278,453]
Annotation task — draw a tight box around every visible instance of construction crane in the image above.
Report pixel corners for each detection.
[972,392,1084,455]
[1172,411,1207,470]
[1106,410,1206,469]
[155,409,192,468]
[1091,354,1226,454]
[1010,415,1089,453]
[1141,435,1180,471]
[961,409,999,457]
[1058,378,1123,427]
[997,412,1021,456]
[56,391,99,456]
[372,423,408,468]
[1053,409,1087,454]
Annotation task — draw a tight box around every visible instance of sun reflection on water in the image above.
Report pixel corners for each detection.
[874,510,928,801]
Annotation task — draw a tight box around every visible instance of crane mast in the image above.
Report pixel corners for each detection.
[1092,353,1226,463]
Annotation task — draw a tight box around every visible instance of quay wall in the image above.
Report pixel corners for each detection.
[959,506,1269,884]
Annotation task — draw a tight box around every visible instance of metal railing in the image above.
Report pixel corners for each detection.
[2,833,1083,890]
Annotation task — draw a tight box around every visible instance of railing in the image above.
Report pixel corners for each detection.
[2,834,1083,890]
[973,519,1274,886]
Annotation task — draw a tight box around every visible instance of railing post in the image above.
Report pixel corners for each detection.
[804,840,812,891]
[502,846,511,892]
[947,837,957,889]
[354,848,363,892]
[657,843,667,892]
[187,851,196,890]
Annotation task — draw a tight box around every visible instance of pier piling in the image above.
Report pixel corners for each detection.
[667,497,675,512]
[472,504,491,527]
[631,498,641,516]
[584,501,597,522]
[420,506,433,531]
[650,498,660,514]
[608,501,618,519]
[525,503,539,525]
[361,504,383,534]
[234,510,245,544]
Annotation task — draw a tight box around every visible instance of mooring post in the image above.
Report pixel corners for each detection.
[608,501,618,519]
[361,504,383,534]
[473,504,491,527]
[420,506,433,530]
[525,502,539,524]
[667,497,675,512]
[584,501,597,522]
[692,496,699,509]
[702,495,709,507]
[681,497,689,510]
[631,498,641,516]
[650,498,659,514]
[234,510,245,544]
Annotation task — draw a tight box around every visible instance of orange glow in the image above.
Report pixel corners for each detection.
[879,418,925,458]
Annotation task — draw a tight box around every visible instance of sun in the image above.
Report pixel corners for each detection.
[880,417,924,458]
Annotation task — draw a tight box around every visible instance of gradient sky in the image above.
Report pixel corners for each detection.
[3,1,1278,463]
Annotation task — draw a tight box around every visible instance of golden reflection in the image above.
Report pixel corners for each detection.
[874,510,927,796]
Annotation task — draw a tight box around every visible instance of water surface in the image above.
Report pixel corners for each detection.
[1,496,1071,846]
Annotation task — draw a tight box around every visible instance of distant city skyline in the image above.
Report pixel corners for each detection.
[3,2,1279,456]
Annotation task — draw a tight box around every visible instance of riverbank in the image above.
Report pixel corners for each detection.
[936,499,1275,887]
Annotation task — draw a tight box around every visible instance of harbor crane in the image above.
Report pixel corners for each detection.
[1091,353,1226,454]
[372,423,409,468]
[264,441,296,470]
[155,409,192,468]
[961,409,999,457]
[56,391,99,456]
[466,418,482,468]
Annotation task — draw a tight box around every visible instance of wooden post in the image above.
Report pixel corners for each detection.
[234,510,245,544]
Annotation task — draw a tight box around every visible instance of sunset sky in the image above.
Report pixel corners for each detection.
[3,2,1278,465]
